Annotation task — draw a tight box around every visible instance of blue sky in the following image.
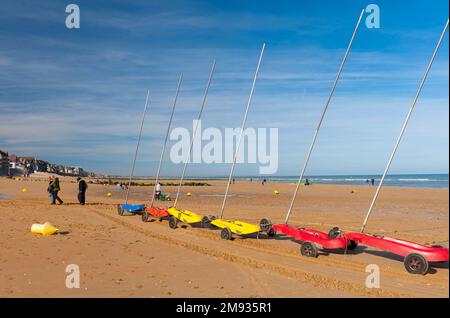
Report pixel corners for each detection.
[0,0,448,177]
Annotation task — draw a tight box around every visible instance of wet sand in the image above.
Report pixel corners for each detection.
[0,176,448,297]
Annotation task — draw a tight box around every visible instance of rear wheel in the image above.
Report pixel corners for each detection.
[201,216,210,228]
[404,253,429,275]
[347,240,358,250]
[259,218,272,233]
[169,216,178,229]
[117,204,124,216]
[141,210,149,222]
[221,228,232,240]
[300,242,318,257]
[267,228,277,237]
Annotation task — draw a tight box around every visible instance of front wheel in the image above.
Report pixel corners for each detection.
[328,227,341,239]
[259,218,272,233]
[141,210,149,222]
[169,216,178,229]
[221,228,232,240]
[404,253,429,275]
[117,204,124,216]
[300,242,318,258]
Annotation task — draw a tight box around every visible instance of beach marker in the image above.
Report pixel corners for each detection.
[22,188,27,193]
[31,222,59,236]
[273,190,279,195]
[15,177,19,181]
[187,192,192,197]
[107,192,112,197]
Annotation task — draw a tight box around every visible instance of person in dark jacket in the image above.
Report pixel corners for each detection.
[77,177,88,205]
[50,176,63,205]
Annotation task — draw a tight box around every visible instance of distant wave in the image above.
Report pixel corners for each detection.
[269,174,449,188]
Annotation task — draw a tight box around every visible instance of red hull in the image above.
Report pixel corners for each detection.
[145,206,170,218]
[273,224,348,249]
[345,232,449,262]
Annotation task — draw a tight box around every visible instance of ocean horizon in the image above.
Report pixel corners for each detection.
[125,173,449,188]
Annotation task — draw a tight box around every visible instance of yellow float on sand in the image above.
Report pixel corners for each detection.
[31,222,59,236]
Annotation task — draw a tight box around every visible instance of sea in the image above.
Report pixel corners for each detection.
[177,174,449,188]
[249,174,449,188]
[130,173,449,188]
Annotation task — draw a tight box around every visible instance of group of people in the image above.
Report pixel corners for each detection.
[47,176,88,205]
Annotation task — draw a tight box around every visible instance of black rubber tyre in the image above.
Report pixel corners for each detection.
[221,228,232,240]
[141,210,149,222]
[300,242,318,258]
[259,218,272,233]
[169,216,178,229]
[117,204,124,216]
[328,227,341,239]
[404,253,429,275]
[347,240,358,250]
[201,216,210,228]
[267,228,277,237]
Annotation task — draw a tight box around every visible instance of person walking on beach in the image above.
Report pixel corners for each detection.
[155,182,161,200]
[47,176,54,202]
[49,176,63,205]
[371,178,375,186]
[262,178,267,185]
[77,177,88,205]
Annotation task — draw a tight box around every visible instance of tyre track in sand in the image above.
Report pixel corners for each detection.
[91,203,448,289]
[86,204,412,297]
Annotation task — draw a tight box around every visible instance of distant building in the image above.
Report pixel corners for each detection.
[1,149,98,178]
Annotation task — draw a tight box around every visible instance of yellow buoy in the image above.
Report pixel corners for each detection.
[15,177,19,181]
[107,192,112,197]
[31,222,59,236]
[22,188,27,193]
[186,192,192,197]
[273,190,279,195]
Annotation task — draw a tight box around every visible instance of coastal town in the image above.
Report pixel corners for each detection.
[0,149,98,178]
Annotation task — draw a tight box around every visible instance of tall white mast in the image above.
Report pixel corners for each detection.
[174,60,217,208]
[361,19,449,233]
[125,90,150,204]
[284,9,365,224]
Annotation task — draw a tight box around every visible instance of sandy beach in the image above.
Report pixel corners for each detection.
[0,176,448,297]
